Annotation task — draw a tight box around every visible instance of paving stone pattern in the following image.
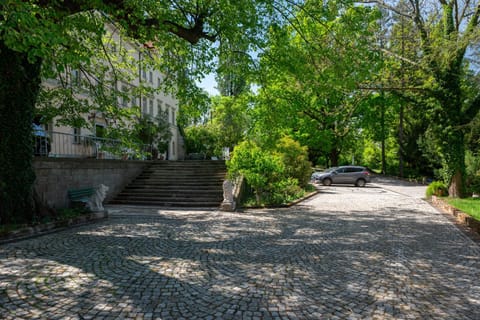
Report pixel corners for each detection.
[1,184,480,319]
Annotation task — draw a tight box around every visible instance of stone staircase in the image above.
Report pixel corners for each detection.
[110,160,227,207]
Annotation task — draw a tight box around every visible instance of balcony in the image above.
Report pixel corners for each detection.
[34,131,153,160]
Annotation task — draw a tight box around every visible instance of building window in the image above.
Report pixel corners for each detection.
[120,85,129,108]
[172,110,176,125]
[73,128,81,144]
[149,99,154,116]
[172,141,175,156]
[166,104,174,123]
[149,71,153,83]
[142,69,147,80]
[157,77,161,88]
[71,69,81,86]
[157,100,163,112]
[142,97,147,114]
[166,106,171,124]
[95,124,105,138]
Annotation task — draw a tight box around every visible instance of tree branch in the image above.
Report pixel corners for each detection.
[357,0,414,19]
[358,85,426,91]
[35,0,218,45]
[163,18,216,44]
[466,2,480,33]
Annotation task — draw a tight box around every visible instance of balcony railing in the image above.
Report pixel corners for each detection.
[34,131,153,160]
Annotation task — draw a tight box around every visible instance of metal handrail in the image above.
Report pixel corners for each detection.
[34,131,152,160]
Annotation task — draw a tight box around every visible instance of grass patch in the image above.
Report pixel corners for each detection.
[446,198,480,221]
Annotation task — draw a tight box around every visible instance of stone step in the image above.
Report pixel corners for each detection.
[134,175,225,180]
[126,181,223,187]
[117,191,223,198]
[109,199,222,207]
[146,162,226,169]
[120,188,222,194]
[123,184,222,192]
[111,160,227,207]
[114,194,223,201]
[137,172,226,177]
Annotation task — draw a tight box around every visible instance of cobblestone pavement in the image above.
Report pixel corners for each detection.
[1,183,480,319]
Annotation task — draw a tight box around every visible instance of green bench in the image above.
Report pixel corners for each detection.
[68,187,95,207]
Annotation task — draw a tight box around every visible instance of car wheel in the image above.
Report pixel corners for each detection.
[356,179,366,187]
[323,178,332,186]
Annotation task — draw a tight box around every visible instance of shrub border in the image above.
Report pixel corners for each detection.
[240,189,319,209]
[431,196,480,237]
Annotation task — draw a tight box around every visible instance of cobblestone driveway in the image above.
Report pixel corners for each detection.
[1,184,480,319]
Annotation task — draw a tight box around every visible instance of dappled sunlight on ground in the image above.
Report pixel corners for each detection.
[1,183,479,319]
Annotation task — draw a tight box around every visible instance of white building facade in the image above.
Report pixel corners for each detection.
[39,21,183,160]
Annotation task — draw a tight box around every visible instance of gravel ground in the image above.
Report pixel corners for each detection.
[0,179,479,319]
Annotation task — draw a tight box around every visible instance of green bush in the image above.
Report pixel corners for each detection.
[426,181,449,197]
[466,151,480,177]
[466,175,480,195]
[466,151,480,195]
[275,136,312,187]
[362,140,382,170]
[228,141,285,204]
[228,136,313,206]
[269,178,305,205]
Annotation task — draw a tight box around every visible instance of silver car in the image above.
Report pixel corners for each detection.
[311,166,371,187]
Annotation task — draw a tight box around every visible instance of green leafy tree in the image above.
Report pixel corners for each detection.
[183,125,218,158]
[228,136,311,205]
[0,0,284,224]
[216,40,251,97]
[210,95,251,152]
[176,87,211,128]
[136,111,172,156]
[228,140,285,205]
[466,93,480,154]
[181,93,251,158]
[254,1,382,167]
[275,136,312,187]
[368,0,480,197]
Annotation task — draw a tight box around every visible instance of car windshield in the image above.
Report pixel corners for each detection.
[325,167,338,173]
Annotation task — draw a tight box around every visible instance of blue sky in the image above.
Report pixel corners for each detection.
[198,73,219,96]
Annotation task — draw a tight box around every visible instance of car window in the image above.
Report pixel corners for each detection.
[335,168,345,173]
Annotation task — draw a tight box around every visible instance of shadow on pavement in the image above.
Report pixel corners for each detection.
[0,202,479,319]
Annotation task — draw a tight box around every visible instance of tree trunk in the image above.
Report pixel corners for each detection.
[380,99,386,175]
[0,42,42,225]
[329,148,340,167]
[445,132,466,198]
[449,169,464,198]
[437,71,466,198]
[398,103,404,177]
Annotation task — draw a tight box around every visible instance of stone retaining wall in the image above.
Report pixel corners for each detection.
[431,196,480,234]
[33,158,148,209]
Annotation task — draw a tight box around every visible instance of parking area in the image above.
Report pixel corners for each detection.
[1,180,479,319]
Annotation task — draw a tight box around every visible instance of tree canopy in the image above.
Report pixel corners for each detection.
[0,0,285,224]
[252,1,382,165]
[366,0,480,196]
